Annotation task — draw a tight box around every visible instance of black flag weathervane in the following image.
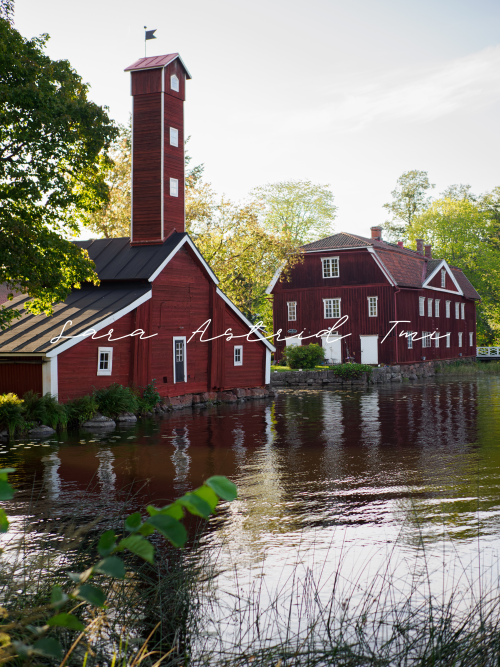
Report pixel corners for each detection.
[144,26,157,57]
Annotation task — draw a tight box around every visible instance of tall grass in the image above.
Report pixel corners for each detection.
[440,360,500,375]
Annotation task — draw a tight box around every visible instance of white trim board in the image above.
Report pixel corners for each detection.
[215,288,276,352]
[46,290,153,358]
[147,235,219,285]
[422,259,463,295]
[367,248,396,286]
[265,263,285,294]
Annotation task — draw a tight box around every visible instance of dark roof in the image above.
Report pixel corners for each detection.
[76,233,188,281]
[300,231,480,299]
[0,283,151,354]
[124,53,192,79]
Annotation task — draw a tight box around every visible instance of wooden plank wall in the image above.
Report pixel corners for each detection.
[0,359,42,396]
[222,305,266,389]
[163,94,184,236]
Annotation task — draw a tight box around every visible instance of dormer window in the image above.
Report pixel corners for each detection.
[170,74,179,92]
[441,268,446,288]
[322,257,339,278]
[170,127,178,147]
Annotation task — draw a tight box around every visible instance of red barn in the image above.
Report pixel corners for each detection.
[269,227,479,366]
[0,53,274,400]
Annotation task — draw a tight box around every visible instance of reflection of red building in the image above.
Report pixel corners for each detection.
[269,228,479,366]
[0,54,274,399]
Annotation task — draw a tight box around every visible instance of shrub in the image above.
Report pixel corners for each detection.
[329,363,372,379]
[22,391,68,430]
[0,393,25,437]
[137,379,161,413]
[94,383,139,417]
[65,394,98,425]
[285,343,326,369]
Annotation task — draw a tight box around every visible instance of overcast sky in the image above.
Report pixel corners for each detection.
[15,0,500,238]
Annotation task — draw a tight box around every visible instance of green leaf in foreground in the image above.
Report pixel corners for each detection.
[206,476,238,501]
[124,512,142,532]
[47,613,85,631]
[97,529,116,557]
[0,480,14,501]
[146,514,187,548]
[118,534,155,563]
[147,503,184,520]
[193,485,219,512]
[32,637,63,659]
[74,584,106,607]
[177,492,212,518]
[50,585,68,608]
[94,556,126,579]
[0,468,15,480]
[0,508,9,533]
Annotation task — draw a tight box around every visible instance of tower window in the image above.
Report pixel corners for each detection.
[170,178,178,197]
[170,74,179,92]
[170,127,178,147]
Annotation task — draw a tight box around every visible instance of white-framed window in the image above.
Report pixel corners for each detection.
[446,332,451,348]
[455,302,460,319]
[469,332,474,346]
[446,301,451,318]
[170,74,179,92]
[441,269,446,288]
[458,332,463,347]
[287,301,297,321]
[435,299,440,317]
[97,347,113,376]
[321,257,339,278]
[407,332,413,349]
[368,296,378,317]
[419,296,425,316]
[427,298,433,317]
[324,298,341,319]
[234,345,243,366]
[435,331,440,348]
[422,332,431,348]
[461,303,465,320]
[169,127,178,147]
[170,178,178,197]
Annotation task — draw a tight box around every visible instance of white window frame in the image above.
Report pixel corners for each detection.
[446,301,451,318]
[97,347,113,376]
[446,332,451,348]
[368,296,378,317]
[324,298,341,319]
[469,332,473,346]
[321,257,339,279]
[441,269,446,288]
[234,345,243,366]
[287,301,297,322]
[407,332,413,349]
[435,299,440,317]
[458,332,463,348]
[427,298,433,317]
[422,332,431,348]
[169,127,179,147]
[435,331,440,348]
[455,302,460,319]
[419,296,425,316]
[173,336,187,383]
[461,303,465,320]
[170,74,179,92]
[170,178,178,197]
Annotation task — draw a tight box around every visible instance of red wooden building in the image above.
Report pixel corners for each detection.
[0,53,274,400]
[269,227,480,366]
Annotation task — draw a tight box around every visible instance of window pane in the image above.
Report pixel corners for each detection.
[170,127,178,147]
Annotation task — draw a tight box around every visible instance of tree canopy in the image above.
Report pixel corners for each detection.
[383,170,435,242]
[0,19,118,329]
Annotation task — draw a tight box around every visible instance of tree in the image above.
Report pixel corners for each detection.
[0,0,13,24]
[250,180,337,245]
[408,190,500,344]
[383,170,435,242]
[0,20,118,329]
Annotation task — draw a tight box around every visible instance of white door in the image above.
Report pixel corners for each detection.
[321,335,342,364]
[285,336,302,347]
[360,335,378,364]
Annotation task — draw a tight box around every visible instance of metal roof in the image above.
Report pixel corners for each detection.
[124,53,192,79]
[0,283,152,355]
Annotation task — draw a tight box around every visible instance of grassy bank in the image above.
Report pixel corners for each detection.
[440,360,500,375]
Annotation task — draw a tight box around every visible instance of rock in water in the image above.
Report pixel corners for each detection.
[28,425,56,437]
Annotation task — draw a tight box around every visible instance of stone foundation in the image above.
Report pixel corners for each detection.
[270,358,476,389]
[154,386,270,413]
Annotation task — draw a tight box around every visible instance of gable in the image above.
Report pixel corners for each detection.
[423,260,462,295]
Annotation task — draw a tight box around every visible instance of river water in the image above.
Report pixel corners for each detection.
[4,375,500,657]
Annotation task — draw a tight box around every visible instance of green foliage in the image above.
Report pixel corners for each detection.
[22,391,67,429]
[383,170,435,241]
[0,393,24,437]
[0,20,118,329]
[65,393,98,425]
[329,363,372,379]
[94,383,139,417]
[137,379,161,413]
[0,469,238,662]
[284,344,326,369]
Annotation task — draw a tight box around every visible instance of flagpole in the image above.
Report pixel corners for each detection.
[144,26,147,57]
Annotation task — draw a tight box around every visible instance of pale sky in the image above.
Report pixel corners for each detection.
[15,0,500,238]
